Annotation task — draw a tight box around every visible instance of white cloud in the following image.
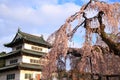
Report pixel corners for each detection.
[0,0,119,52]
[0,36,13,52]
[0,2,80,25]
[81,0,89,4]
[81,0,111,4]
[0,0,81,52]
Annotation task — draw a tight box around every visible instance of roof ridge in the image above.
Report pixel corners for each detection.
[4,30,51,48]
[19,30,42,38]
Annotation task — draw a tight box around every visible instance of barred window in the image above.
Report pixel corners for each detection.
[10,59,18,64]
[31,46,42,51]
[30,59,40,64]
[7,74,15,80]
[25,73,33,79]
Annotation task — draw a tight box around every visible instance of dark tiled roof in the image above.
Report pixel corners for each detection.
[0,63,42,71]
[0,64,18,71]
[0,49,21,58]
[0,49,46,58]
[4,29,51,48]
[19,63,42,71]
[22,49,47,57]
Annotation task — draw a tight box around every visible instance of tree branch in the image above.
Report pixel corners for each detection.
[97,11,120,55]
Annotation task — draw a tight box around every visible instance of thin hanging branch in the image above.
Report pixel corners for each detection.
[42,0,120,79]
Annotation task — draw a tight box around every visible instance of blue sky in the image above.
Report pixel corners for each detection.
[0,0,120,52]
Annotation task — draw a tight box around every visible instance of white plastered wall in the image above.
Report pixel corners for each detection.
[22,55,40,64]
[24,43,48,53]
[0,70,20,80]
[5,56,22,66]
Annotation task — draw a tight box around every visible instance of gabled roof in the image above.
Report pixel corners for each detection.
[4,29,51,48]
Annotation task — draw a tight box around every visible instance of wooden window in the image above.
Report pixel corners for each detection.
[30,59,40,64]
[10,59,18,64]
[30,58,47,65]
[31,46,42,51]
[25,73,33,79]
[7,74,15,80]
